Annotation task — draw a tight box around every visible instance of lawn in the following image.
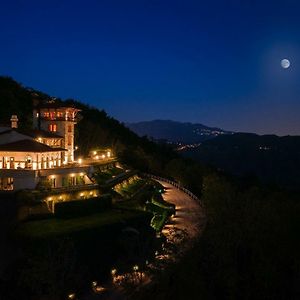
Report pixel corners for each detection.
[17,209,150,238]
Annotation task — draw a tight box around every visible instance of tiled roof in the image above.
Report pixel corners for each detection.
[0,139,67,153]
[0,129,12,135]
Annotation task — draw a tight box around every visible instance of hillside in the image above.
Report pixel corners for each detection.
[127,120,233,144]
[0,76,176,173]
[183,132,300,187]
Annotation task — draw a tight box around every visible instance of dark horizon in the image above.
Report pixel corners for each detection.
[1,0,300,135]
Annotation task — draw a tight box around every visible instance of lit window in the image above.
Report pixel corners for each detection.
[49,124,57,132]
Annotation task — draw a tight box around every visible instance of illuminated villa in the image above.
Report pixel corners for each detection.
[0,102,112,195]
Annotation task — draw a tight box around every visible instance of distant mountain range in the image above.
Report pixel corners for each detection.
[126,120,233,144]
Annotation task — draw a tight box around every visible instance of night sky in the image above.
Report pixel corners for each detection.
[1,0,300,135]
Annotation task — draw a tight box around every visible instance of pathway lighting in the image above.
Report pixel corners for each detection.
[111,268,117,276]
[133,265,139,271]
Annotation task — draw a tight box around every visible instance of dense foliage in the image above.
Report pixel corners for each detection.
[184,132,300,188]
[135,174,300,300]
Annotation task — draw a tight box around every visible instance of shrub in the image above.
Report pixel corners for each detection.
[150,212,169,232]
[55,194,112,218]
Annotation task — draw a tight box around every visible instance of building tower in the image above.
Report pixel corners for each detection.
[33,102,81,163]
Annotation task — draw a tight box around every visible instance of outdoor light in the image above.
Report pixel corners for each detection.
[75,146,78,150]
[93,151,97,155]
[92,281,97,287]
[111,268,117,276]
[95,155,99,160]
[133,265,139,272]
[102,154,105,159]
[51,175,55,179]
[68,294,76,300]
[107,151,111,157]
[78,158,82,164]
[70,173,75,177]
[80,172,84,176]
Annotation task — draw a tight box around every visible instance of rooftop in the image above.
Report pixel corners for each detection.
[0,139,67,153]
[17,129,64,139]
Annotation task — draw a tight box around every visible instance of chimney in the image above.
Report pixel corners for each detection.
[10,115,18,128]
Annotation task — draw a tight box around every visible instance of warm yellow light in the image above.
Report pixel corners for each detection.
[107,151,111,157]
[51,175,55,179]
[95,155,99,160]
[59,196,63,200]
[80,193,84,197]
[92,281,97,287]
[78,158,82,164]
[80,172,84,176]
[48,197,52,201]
[68,294,76,300]
[93,151,97,155]
[133,265,139,271]
[111,268,117,276]
[89,191,93,195]
[102,154,105,159]
[70,173,75,177]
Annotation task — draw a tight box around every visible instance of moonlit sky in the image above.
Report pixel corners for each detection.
[1,0,300,135]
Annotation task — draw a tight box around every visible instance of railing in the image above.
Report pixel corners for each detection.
[143,173,204,208]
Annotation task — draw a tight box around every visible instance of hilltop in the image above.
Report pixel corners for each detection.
[127,119,233,144]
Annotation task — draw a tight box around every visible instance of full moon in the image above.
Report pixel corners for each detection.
[281,58,290,69]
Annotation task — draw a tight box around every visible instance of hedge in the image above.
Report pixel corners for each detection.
[54,194,112,218]
[150,212,169,232]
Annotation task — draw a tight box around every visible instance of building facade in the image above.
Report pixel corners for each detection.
[0,102,95,192]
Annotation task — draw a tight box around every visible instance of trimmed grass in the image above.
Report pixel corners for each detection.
[17,209,150,238]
